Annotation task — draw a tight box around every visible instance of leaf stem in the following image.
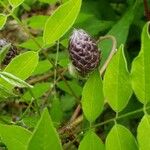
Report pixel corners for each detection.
[69,104,81,123]
[19,99,34,120]
[91,106,147,129]
[97,35,117,75]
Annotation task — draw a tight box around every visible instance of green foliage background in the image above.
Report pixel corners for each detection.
[0,0,150,149]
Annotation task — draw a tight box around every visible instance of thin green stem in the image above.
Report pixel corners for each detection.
[97,35,117,76]
[88,118,115,129]
[93,106,148,129]
[41,69,67,105]
[19,99,34,120]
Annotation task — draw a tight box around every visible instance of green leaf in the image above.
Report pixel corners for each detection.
[103,45,132,112]
[32,60,52,76]
[81,70,104,122]
[0,51,39,90]
[19,37,43,51]
[39,0,57,4]
[75,13,114,36]
[60,94,75,111]
[0,14,7,30]
[8,0,25,8]
[27,108,63,150]
[106,124,138,150]
[22,82,51,101]
[0,71,33,88]
[99,2,139,66]
[50,98,63,126]
[62,0,69,3]
[26,16,49,30]
[137,115,150,150]
[0,124,31,150]
[57,80,82,97]
[78,130,105,150]
[131,22,150,104]
[43,0,82,45]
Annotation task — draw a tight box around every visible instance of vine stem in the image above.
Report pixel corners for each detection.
[97,35,117,76]
[41,69,68,106]
[19,98,34,120]
[69,104,81,123]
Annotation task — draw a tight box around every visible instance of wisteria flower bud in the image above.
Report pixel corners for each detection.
[68,29,100,76]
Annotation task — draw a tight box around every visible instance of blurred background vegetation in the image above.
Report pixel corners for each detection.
[0,0,150,149]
